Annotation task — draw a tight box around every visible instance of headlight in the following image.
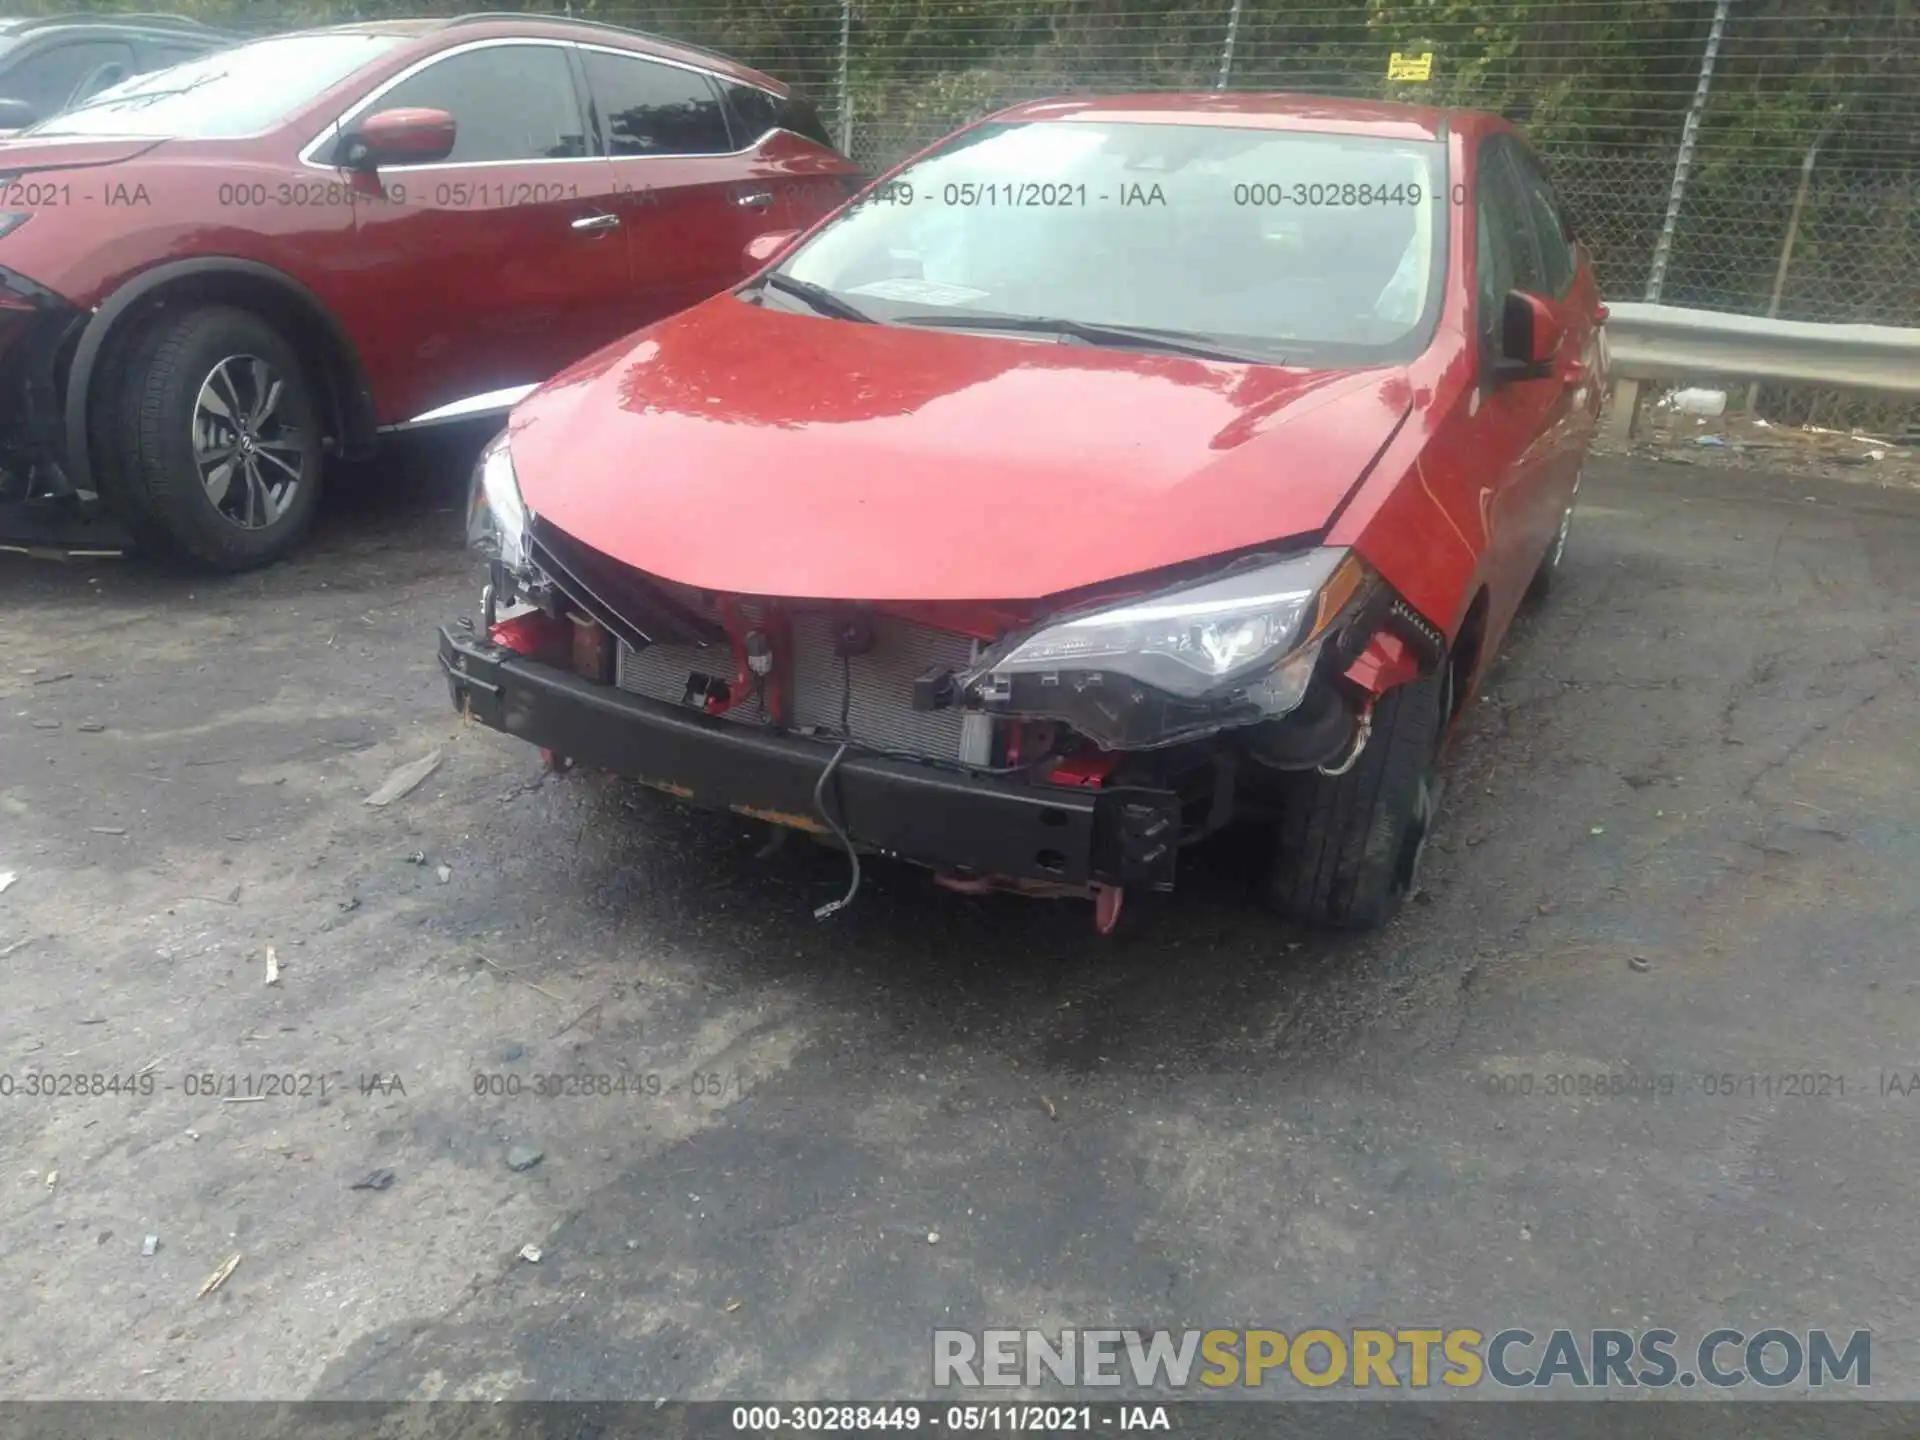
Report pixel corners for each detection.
[958,548,1374,750]
[465,427,531,573]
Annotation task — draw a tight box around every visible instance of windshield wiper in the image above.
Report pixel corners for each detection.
[755,272,874,324]
[890,312,1277,363]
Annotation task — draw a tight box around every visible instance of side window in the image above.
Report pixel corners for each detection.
[1473,145,1517,350]
[7,40,134,115]
[583,51,732,157]
[1478,140,1543,324]
[1508,146,1576,297]
[370,44,586,164]
[721,81,834,150]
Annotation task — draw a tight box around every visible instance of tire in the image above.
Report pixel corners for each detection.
[1265,668,1447,930]
[103,305,323,571]
[1526,468,1581,606]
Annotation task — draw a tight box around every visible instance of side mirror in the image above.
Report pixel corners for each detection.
[0,98,38,130]
[742,229,800,271]
[1494,290,1562,382]
[340,107,456,170]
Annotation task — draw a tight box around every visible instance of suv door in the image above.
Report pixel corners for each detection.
[324,39,627,424]
[578,47,786,325]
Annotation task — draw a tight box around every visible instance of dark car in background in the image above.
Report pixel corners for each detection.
[0,14,858,569]
[0,14,237,133]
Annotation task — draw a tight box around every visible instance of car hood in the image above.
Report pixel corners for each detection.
[0,134,164,174]
[510,298,1413,602]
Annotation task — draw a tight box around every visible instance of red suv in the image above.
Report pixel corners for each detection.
[0,16,859,568]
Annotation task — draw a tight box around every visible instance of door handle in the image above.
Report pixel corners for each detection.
[571,211,621,233]
[733,189,775,210]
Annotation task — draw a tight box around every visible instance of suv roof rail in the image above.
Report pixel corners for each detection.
[5,12,226,33]
[439,11,741,69]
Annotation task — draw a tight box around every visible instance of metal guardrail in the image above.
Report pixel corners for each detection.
[1602,302,1920,443]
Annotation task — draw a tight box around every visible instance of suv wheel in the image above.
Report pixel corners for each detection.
[106,306,323,571]
[1265,667,1448,929]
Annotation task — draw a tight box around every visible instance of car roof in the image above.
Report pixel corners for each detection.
[994,92,1504,142]
[273,14,785,93]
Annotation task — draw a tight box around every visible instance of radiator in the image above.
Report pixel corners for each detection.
[615,610,989,764]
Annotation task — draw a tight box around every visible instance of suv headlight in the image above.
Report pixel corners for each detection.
[465,427,531,574]
[958,548,1375,750]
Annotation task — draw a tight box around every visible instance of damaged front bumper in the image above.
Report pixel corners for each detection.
[439,625,1182,891]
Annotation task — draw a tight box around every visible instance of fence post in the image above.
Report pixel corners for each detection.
[836,0,853,157]
[1645,0,1730,302]
[1215,0,1244,90]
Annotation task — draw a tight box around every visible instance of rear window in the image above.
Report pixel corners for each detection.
[26,32,402,138]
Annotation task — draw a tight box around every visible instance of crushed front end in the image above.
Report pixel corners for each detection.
[444,429,1444,930]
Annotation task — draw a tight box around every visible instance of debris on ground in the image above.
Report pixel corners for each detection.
[436,864,452,884]
[724,1297,743,1313]
[76,722,106,733]
[264,946,280,986]
[31,672,74,686]
[1630,955,1653,973]
[45,1169,57,1189]
[364,749,443,807]
[405,851,427,866]
[1605,400,1920,489]
[518,1244,542,1264]
[350,1169,396,1192]
[506,1145,544,1173]
[196,1253,241,1298]
[927,1231,940,1244]
[0,872,15,897]
[142,1235,159,1257]
[1663,387,1727,417]
[88,826,126,836]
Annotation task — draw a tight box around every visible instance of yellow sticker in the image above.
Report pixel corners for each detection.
[1387,51,1434,81]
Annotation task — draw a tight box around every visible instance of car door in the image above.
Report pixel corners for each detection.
[324,38,629,425]
[578,46,788,326]
[1504,140,1603,534]
[1470,134,1563,629]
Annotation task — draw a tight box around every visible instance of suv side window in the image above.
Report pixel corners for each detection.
[721,81,833,150]
[582,50,732,156]
[1505,143,1577,297]
[369,44,587,164]
[7,39,134,116]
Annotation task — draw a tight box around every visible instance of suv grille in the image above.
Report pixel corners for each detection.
[615,610,987,763]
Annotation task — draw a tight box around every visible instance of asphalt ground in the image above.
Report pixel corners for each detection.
[1,442,1916,1422]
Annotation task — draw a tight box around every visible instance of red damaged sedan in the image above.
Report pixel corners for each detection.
[443,94,1607,931]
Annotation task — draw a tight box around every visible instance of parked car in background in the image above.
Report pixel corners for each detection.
[0,13,237,135]
[0,15,858,569]
[450,93,1607,933]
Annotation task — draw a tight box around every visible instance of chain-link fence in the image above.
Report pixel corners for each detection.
[25,0,1920,424]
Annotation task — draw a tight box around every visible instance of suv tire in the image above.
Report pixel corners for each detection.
[105,305,323,571]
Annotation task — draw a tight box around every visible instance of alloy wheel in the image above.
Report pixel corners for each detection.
[191,354,306,531]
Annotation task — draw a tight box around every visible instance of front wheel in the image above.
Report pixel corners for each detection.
[1264,668,1447,929]
[105,305,324,571]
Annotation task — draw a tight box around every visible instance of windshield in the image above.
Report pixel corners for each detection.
[777,120,1448,364]
[25,32,404,138]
